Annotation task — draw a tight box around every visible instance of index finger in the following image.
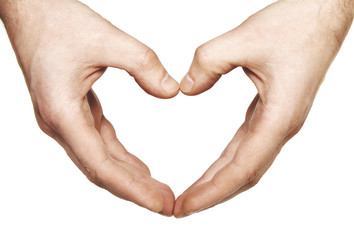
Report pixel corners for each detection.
[174,98,287,218]
[175,131,281,217]
[48,99,168,213]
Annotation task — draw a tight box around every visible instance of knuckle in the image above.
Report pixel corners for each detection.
[183,196,199,214]
[36,103,59,129]
[290,122,304,136]
[284,116,306,138]
[248,178,260,189]
[85,168,100,186]
[36,115,54,136]
[136,47,159,72]
[194,44,214,68]
[287,115,303,131]
[84,159,110,188]
[126,176,137,189]
[245,168,258,184]
[219,150,227,159]
[35,100,72,131]
[230,161,258,185]
[210,177,221,191]
[270,106,308,138]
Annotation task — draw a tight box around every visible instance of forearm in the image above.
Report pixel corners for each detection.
[319,0,353,51]
[335,0,354,19]
[321,0,354,28]
[0,0,44,42]
[0,0,33,25]
[287,0,354,51]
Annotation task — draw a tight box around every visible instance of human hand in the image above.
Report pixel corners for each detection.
[0,0,179,216]
[175,0,353,217]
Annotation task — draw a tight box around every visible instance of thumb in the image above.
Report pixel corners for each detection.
[180,29,249,95]
[99,28,179,99]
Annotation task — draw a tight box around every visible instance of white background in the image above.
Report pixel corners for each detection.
[0,0,353,239]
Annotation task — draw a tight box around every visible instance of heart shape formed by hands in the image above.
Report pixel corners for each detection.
[2,0,351,218]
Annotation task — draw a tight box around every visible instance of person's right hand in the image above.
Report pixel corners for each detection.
[0,0,178,216]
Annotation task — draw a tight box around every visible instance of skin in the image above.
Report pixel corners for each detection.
[0,0,179,216]
[1,0,353,218]
[174,0,353,217]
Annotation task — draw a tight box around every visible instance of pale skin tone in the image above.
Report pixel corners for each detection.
[175,0,353,217]
[1,0,352,218]
[0,0,179,216]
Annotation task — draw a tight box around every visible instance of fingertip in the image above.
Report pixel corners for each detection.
[180,74,195,95]
[173,194,197,218]
[159,187,176,217]
[146,190,165,214]
[161,73,180,98]
[158,195,175,217]
[129,180,166,214]
[136,72,180,99]
[173,195,184,218]
[181,194,199,217]
[180,72,218,96]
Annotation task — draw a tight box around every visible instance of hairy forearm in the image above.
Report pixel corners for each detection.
[0,0,31,24]
[325,0,353,24]
[0,0,51,54]
[319,0,353,46]
[336,0,354,18]
[0,0,43,37]
[284,0,354,48]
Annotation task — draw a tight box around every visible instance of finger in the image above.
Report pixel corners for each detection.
[182,152,275,215]
[97,116,175,215]
[105,159,175,216]
[174,94,296,217]
[178,124,247,198]
[174,129,282,218]
[84,89,174,214]
[42,97,170,213]
[98,27,179,98]
[218,154,275,205]
[180,28,250,95]
[100,117,175,216]
[85,89,151,175]
[173,125,248,218]
[179,94,259,192]
[95,160,167,213]
[36,115,132,203]
[173,130,244,218]
[68,125,167,213]
[100,115,151,175]
[173,95,259,217]
[136,176,175,216]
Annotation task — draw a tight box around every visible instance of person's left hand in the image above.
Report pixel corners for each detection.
[174,0,353,217]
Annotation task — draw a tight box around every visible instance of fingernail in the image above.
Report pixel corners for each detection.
[180,74,194,93]
[161,73,179,94]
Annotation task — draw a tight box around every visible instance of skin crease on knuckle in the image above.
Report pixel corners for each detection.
[83,158,110,188]
[133,47,160,75]
[194,44,213,69]
[193,43,224,79]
